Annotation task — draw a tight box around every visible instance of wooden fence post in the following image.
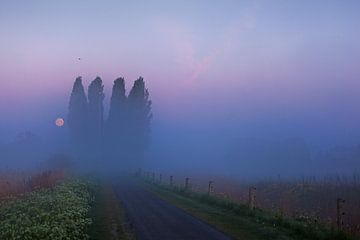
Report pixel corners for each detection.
[208,181,214,195]
[185,177,190,190]
[159,174,162,184]
[170,176,173,186]
[248,187,256,209]
[337,198,345,231]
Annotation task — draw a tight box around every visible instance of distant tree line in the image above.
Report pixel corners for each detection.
[68,76,152,166]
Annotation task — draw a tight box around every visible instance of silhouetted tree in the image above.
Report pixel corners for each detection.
[107,77,127,132]
[127,77,152,160]
[68,77,88,145]
[106,77,127,157]
[88,76,105,145]
[67,75,152,167]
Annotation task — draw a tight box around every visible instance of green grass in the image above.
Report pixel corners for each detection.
[88,182,134,240]
[141,180,353,240]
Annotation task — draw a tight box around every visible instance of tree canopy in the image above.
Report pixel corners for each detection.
[68,76,152,167]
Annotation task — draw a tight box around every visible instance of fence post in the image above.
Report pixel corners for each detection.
[152,172,155,183]
[208,181,214,195]
[248,187,256,209]
[185,177,190,190]
[337,198,345,231]
[159,174,162,184]
[170,176,173,186]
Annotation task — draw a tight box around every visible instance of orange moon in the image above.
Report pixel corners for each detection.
[55,118,65,127]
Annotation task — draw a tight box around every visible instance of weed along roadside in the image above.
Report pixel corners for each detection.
[137,171,355,240]
[0,175,132,240]
[0,179,93,240]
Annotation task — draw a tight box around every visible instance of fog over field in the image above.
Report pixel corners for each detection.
[1,0,360,179]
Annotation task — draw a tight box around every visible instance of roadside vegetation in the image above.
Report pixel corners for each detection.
[89,182,134,240]
[0,179,93,240]
[0,170,65,200]
[142,179,355,240]
[0,170,132,240]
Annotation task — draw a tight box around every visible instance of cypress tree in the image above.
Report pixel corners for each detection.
[108,77,127,130]
[127,77,152,160]
[68,76,88,145]
[106,78,127,157]
[88,76,105,145]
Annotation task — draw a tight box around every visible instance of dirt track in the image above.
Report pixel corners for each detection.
[114,181,231,240]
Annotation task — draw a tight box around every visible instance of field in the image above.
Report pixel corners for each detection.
[141,179,352,240]
[0,170,65,200]
[143,171,360,237]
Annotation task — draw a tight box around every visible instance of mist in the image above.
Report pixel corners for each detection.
[1,0,360,180]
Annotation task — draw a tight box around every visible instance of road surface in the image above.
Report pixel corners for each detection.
[114,180,231,240]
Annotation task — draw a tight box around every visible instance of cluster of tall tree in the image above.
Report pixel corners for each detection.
[68,76,151,166]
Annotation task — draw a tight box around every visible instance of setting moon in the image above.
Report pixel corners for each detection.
[55,118,65,127]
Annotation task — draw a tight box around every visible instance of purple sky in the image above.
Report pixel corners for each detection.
[1,0,360,147]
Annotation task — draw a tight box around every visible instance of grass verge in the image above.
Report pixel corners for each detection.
[141,180,354,240]
[88,181,134,240]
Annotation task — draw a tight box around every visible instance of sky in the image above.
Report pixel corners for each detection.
[1,0,360,151]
